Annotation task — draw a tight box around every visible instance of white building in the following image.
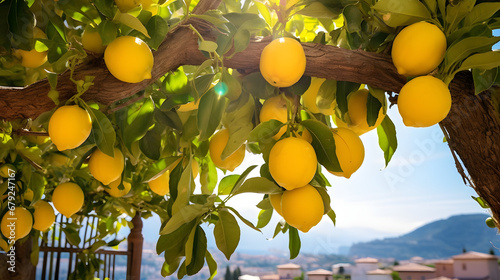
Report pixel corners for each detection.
[366,269,392,280]
[451,251,500,280]
[277,263,302,280]
[307,269,333,280]
[351,257,379,280]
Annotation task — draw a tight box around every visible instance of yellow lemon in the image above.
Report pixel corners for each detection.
[177,100,200,112]
[391,21,446,77]
[13,27,48,68]
[82,25,106,54]
[140,0,157,15]
[104,36,154,83]
[268,137,317,190]
[148,170,170,196]
[48,105,92,151]
[269,192,284,217]
[301,77,335,115]
[88,148,125,185]
[260,37,306,87]
[32,200,56,232]
[209,129,246,172]
[328,127,365,179]
[115,0,140,12]
[281,184,324,233]
[0,207,33,241]
[191,160,199,179]
[52,182,85,218]
[0,164,15,178]
[334,89,386,135]
[259,95,289,140]
[293,125,313,143]
[106,177,132,198]
[397,75,451,127]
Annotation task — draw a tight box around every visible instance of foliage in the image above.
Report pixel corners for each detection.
[0,0,499,279]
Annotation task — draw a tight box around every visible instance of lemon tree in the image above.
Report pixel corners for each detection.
[0,0,499,278]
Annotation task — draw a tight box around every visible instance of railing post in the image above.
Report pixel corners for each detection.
[127,212,143,280]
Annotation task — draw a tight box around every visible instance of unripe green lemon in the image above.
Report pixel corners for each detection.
[391,21,446,77]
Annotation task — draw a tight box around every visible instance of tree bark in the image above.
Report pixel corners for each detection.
[0,0,498,229]
[0,236,36,280]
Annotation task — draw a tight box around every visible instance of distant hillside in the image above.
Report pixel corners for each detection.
[349,214,500,260]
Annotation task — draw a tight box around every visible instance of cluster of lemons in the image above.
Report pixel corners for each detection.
[391,21,452,127]
[1,0,159,243]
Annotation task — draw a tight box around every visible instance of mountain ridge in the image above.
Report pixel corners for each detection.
[348,213,499,260]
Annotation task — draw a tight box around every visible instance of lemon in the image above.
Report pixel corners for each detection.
[48,105,93,151]
[269,137,317,190]
[259,95,289,140]
[391,21,446,77]
[82,25,106,54]
[334,89,386,135]
[260,37,306,87]
[293,125,313,143]
[13,27,48,68]
[269,192,284,217]
[49,153,71,168]
[115,0,140,12]
[148,170,170,196]
[1,207,33,241]
[327,127,365,179]
[104,36,154,83]
[397,75,451,127]
[0,164,15,178]
[52,182,85,218]
[23,189,34,202]
[486,217,496,228]
[281,184,324,233]
[177,100,200,112]
[301,77,335,115]
[191,160,199,179]
[88,148,125,185]
[140,0,158,15]
[32,200,56,232]
[106,177,132,198]
[209,129,246,172]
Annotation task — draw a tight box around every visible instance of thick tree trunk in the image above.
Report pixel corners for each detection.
[0,236,36,280]
[441,71,500,225]
[0,0,498,234]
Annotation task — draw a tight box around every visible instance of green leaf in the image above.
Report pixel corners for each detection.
[343,5,363,33]
[139,125,162,160]
[8,0,34,50]
[464,2,500,26]
[456,51,500,73]
[97,20,118,46]
[143,156,181,182]
[241,72,276,100]
[316,186,332,215]
[197,89,228,141]
[473,68,498,95]
[191,10,229,31]
[0,0,12,50]
[222,96,253,158]
[248,119,283,142]
[445,36,500,70]
[113,10,150,38]
[199,40,218,53]
[88,107,116,157]
[288,227,301,259]
[154,109,183,131]
[172,161,196,214]
[205,251,218,280]
[232,177,281,196]
[284,75,311,97]
[301,119,342,172]
[145,15,168,50]
[214,209,240,260]
[376,115,397,167]
[226,206,261,232]
[317,79,337,111]
[186,226,207,275]
[472,196,490,208]
[327,209,336,225]
[445,0,475,33]
[157,219,197,264]
[220,69,242,101]
[256,208,273,229]
[336,81,360,115]
[93,0,115,18]
[297,2,338,18]
[218,174,240,195]
[366,90,383,127]
[372,0,431,27]
[123,98,155,150]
